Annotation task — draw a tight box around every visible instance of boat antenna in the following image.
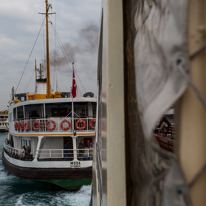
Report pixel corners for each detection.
[39,0,55,98]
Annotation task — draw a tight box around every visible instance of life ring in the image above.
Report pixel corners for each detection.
[15,122,19,131]
[20,122,24,131]
[14,122,17,130]
[90,119,96,129]
[76,119,86,130]
[24,121,29,131]
[46,120,56,131]
[61,119,71,130]
[33,120,40,131]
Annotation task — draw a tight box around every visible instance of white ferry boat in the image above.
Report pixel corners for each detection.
[2,0,96,190]
[0,111,9,132]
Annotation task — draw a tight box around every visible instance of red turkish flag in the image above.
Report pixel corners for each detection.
[72,70,76,98]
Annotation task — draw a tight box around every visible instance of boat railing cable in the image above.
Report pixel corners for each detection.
[49,17,87,94]
[24,70,35,92]
[15,17,46,94]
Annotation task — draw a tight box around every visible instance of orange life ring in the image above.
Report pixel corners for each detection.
[61,119,71,130]
[24,121,29,131]
[15,122,20,131]
[90,119,96,129]
[33,120,40,131]
[20,122,24,131]
[14,122,17,130]
[76,119,86,130]
[46,120,56,131]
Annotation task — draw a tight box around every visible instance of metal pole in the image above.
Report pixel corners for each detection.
[46,0,51,98]
[72,63,74,131]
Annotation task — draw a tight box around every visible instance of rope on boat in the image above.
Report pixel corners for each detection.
[24,70,35,92]
[15,17,46,94]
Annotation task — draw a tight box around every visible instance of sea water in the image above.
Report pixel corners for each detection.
[0,133,91,206]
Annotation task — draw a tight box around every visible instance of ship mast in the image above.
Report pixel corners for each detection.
[39,0,55,98]
[45,0,51,98]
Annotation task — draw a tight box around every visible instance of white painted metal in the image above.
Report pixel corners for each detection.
[36,82,46,94]
[4,152,92,168]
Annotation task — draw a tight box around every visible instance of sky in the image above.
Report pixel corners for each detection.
[0,0,101,110]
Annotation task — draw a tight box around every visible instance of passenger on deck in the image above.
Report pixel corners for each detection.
[7,140,12,147]
[154,116,171,135]
[64,141,70,161]
[80,111,85,118]
[78,140,85,160]
[89,142,93,160]
[10,139,14,147]
[20,146,26,160]
[25,146,31,160]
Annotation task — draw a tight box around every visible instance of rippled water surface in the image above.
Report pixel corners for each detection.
[0,133,91,206]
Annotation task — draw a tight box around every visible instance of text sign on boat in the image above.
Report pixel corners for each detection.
[70,161,81,168]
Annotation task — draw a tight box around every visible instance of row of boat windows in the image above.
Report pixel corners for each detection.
[11,102,96,121]
[0,123,8,126]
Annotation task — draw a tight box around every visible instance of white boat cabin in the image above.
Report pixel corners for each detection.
[5,97,96,166]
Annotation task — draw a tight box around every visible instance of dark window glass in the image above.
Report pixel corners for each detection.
[13,108,17,120]
[45,103,72,118]
[17,106,24,120]
[74,102,88,118]
[25,104,44,119]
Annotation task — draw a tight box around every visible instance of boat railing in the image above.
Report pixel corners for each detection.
[3,143,33,161]
[36,148,93,161]
[3,143,93,162]
[13,117,96,133]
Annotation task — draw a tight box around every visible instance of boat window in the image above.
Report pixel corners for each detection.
[17,106,24,120]
[13,108,17,120]
[25,104,44,119]
[74,102,88,117]
[45,103,72,118]
[92,102,96,118]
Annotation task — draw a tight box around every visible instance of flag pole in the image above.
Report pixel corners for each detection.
[72,62,74,131]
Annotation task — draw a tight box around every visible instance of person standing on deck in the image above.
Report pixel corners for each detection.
[78,140,85,160]
[64,141,70,161]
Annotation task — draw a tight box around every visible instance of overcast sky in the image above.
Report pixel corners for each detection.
[0,0,101,110]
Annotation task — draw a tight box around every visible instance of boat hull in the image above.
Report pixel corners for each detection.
[2,151,92,190]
